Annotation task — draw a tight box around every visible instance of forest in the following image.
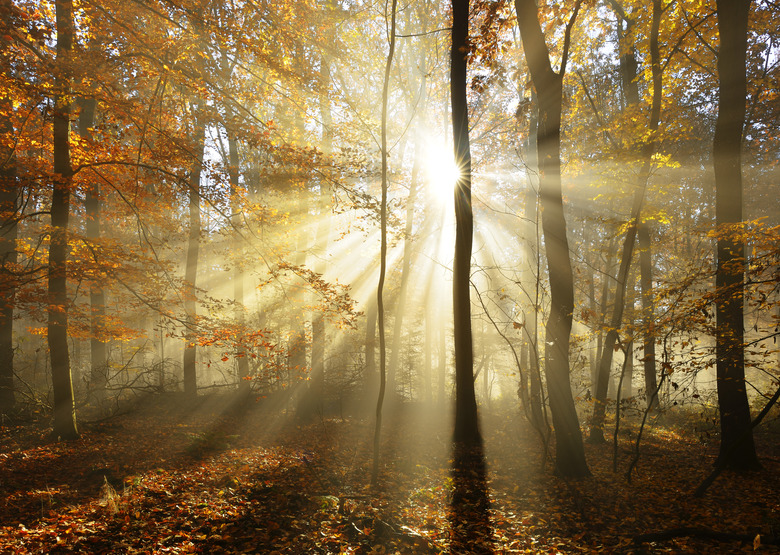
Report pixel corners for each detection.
[1,0,779,552]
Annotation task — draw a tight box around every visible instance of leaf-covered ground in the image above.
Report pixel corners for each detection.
[1,394,778,554]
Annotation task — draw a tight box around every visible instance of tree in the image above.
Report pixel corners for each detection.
[182,115,206,399]
[0,8,18,413]
[515,0,589,477]
[589,0,662,444]
[713,0,760,471]
[77,97,109,401]
[452,0,480,446]
[50,0,78,440]
[0,86,17,415]
[372,0,398,486]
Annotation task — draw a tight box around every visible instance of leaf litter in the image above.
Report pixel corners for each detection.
[0,394,778,553]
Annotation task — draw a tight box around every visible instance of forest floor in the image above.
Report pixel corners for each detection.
[0,393,779,554]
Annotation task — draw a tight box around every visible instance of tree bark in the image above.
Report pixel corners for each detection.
[364,295,377,395]
[183,121,206,398]
[227,122,250,389]
[452,0,480,447]
[310,53,334,409]
[713,0,759,471]
[50,0,78,440]
[638,222,658,410]
[589,0,662,443]
[77,97,108,401]
[372,0,397,486]
[516,0,589,477]
[612,0,659,412]
[523,97,545,433]
[0,90,17,414]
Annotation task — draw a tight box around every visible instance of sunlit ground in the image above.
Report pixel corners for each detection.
[3,394,779,553]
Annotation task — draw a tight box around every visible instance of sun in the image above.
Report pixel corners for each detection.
[424,141,461,202]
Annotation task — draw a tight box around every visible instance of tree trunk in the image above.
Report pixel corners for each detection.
[364,295,377,395]
[595,239,616,391]
[372,0,397,486]
[516,0,589,477]
[612,0,659,412]
[590,0,662,444]
[227,123,250,389]
[523,100,545,433]
[621,277,635,399]
[50,0,78,440]
[638,222,658,410]
[183,121,206,398]
[309,54,334,409]
[77,98,108,401]
[0,91,17,414]
[451,0,480,447]
[713,0,759,471]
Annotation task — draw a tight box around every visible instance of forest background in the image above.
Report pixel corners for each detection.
[0,0,779,552]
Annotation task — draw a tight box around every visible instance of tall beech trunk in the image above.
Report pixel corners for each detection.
[595,239,616,389]
[183,122,206,398]
[372,0,397,486]
[638,222,658,410]
[612,0,659,411]
[77,98,108,399]
[451,0,480,446]
[713,0,759,471]
[227,125,250,388]
[310,55,333,409]
[523,94,545,433]
[50,0,78,439]
[516,0,588,477]
[589,0,662,444]
[621,276,635,399]
[0,93,17,414]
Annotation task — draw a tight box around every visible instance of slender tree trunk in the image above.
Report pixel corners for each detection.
[372,0,397,486]
[516,0,588,477]
[451,0,480,446]
[364,295,377,395]
[590,0,662,444]
[638,222,658,410]
[183,121,206,398]
[523,100,545,433]
[50,0,78,439]
[713,0,759,471]
[227,122,250,389]
[588,258,597,387]
[77,98,108,400]
[310,55,334,409]
[0,92,17,414]
[622,276,635,399]
[612,0,659,412]
[595,240,615,390]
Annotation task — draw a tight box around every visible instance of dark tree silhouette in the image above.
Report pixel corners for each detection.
[451,0,480,446]
[50,0,78,440]
[713,0,760,471]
